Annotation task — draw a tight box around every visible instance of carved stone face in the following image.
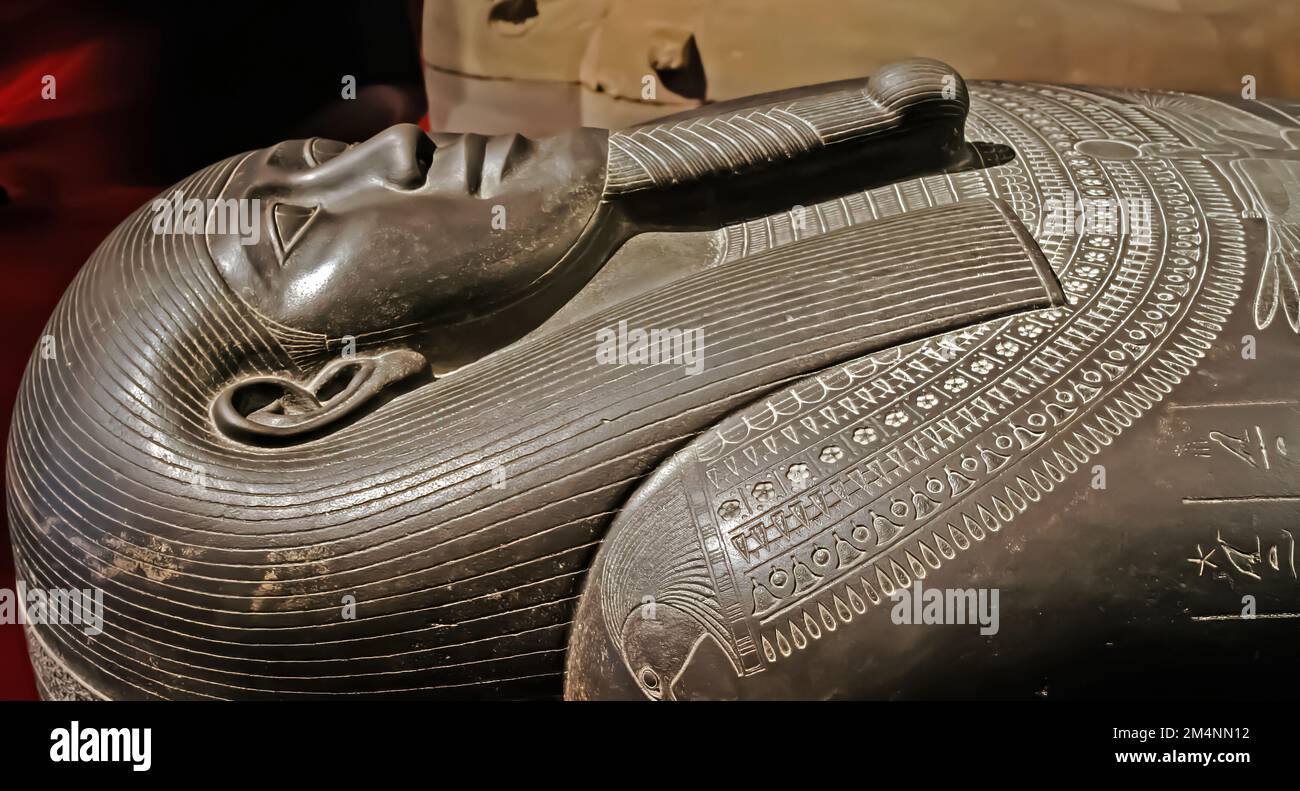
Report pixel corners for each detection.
[206,123,609,370]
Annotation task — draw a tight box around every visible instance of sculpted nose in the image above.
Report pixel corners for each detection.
[303,123,435,190]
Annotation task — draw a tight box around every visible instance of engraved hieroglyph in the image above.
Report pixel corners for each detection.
[568,83,1297,699]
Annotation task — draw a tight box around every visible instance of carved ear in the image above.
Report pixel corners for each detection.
[212,349,427,444]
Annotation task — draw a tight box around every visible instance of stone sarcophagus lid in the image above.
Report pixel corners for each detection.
[7,60,1299,700]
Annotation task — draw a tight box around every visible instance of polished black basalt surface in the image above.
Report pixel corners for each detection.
[7,59,1300,699]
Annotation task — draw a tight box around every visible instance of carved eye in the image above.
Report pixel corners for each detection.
[639,667,661,692]
[272,203,319,259]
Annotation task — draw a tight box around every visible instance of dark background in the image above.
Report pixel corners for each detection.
[0,0,427,700]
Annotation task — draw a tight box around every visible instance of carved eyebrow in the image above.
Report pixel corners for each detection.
[307,137,350,167]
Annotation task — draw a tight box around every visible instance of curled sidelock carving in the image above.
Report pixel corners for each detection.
[212,350,428,443]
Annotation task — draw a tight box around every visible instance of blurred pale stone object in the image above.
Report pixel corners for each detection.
[422,0,1300,135]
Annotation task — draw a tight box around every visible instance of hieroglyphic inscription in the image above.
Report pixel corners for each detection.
[694,81,1253,669]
